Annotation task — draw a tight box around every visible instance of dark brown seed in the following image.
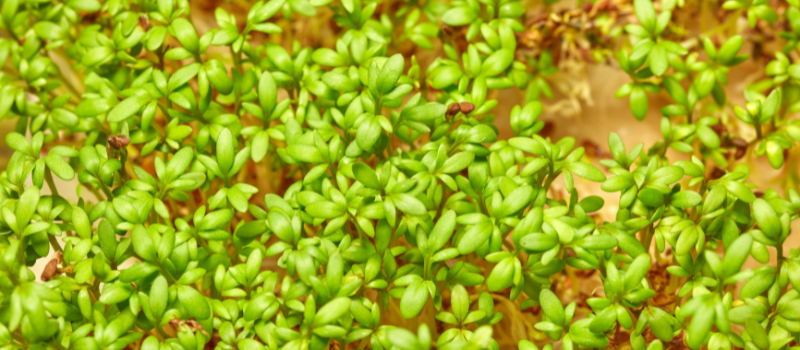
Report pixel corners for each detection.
[108,135,130,149]
[139,15,149,31]
[117,135,130,147]
[735,147,746,159]
[459,102,475,114]
[446,102,461,118]
[441,24,455,36]
[711,123,727,135]
[539,121,554,137]
[731,137,748,159]
[710,167,725,180]
[41,259,58,281]
[730,137,748,148]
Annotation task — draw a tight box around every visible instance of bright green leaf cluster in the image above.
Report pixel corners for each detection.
[1,0,800,350]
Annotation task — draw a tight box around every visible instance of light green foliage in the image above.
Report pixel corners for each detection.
[1,0,800,350]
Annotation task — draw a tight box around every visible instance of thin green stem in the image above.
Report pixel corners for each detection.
[96,178,115,200]
[45,170,60,197]
[48,234,63,254]
[156,324,171,339]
